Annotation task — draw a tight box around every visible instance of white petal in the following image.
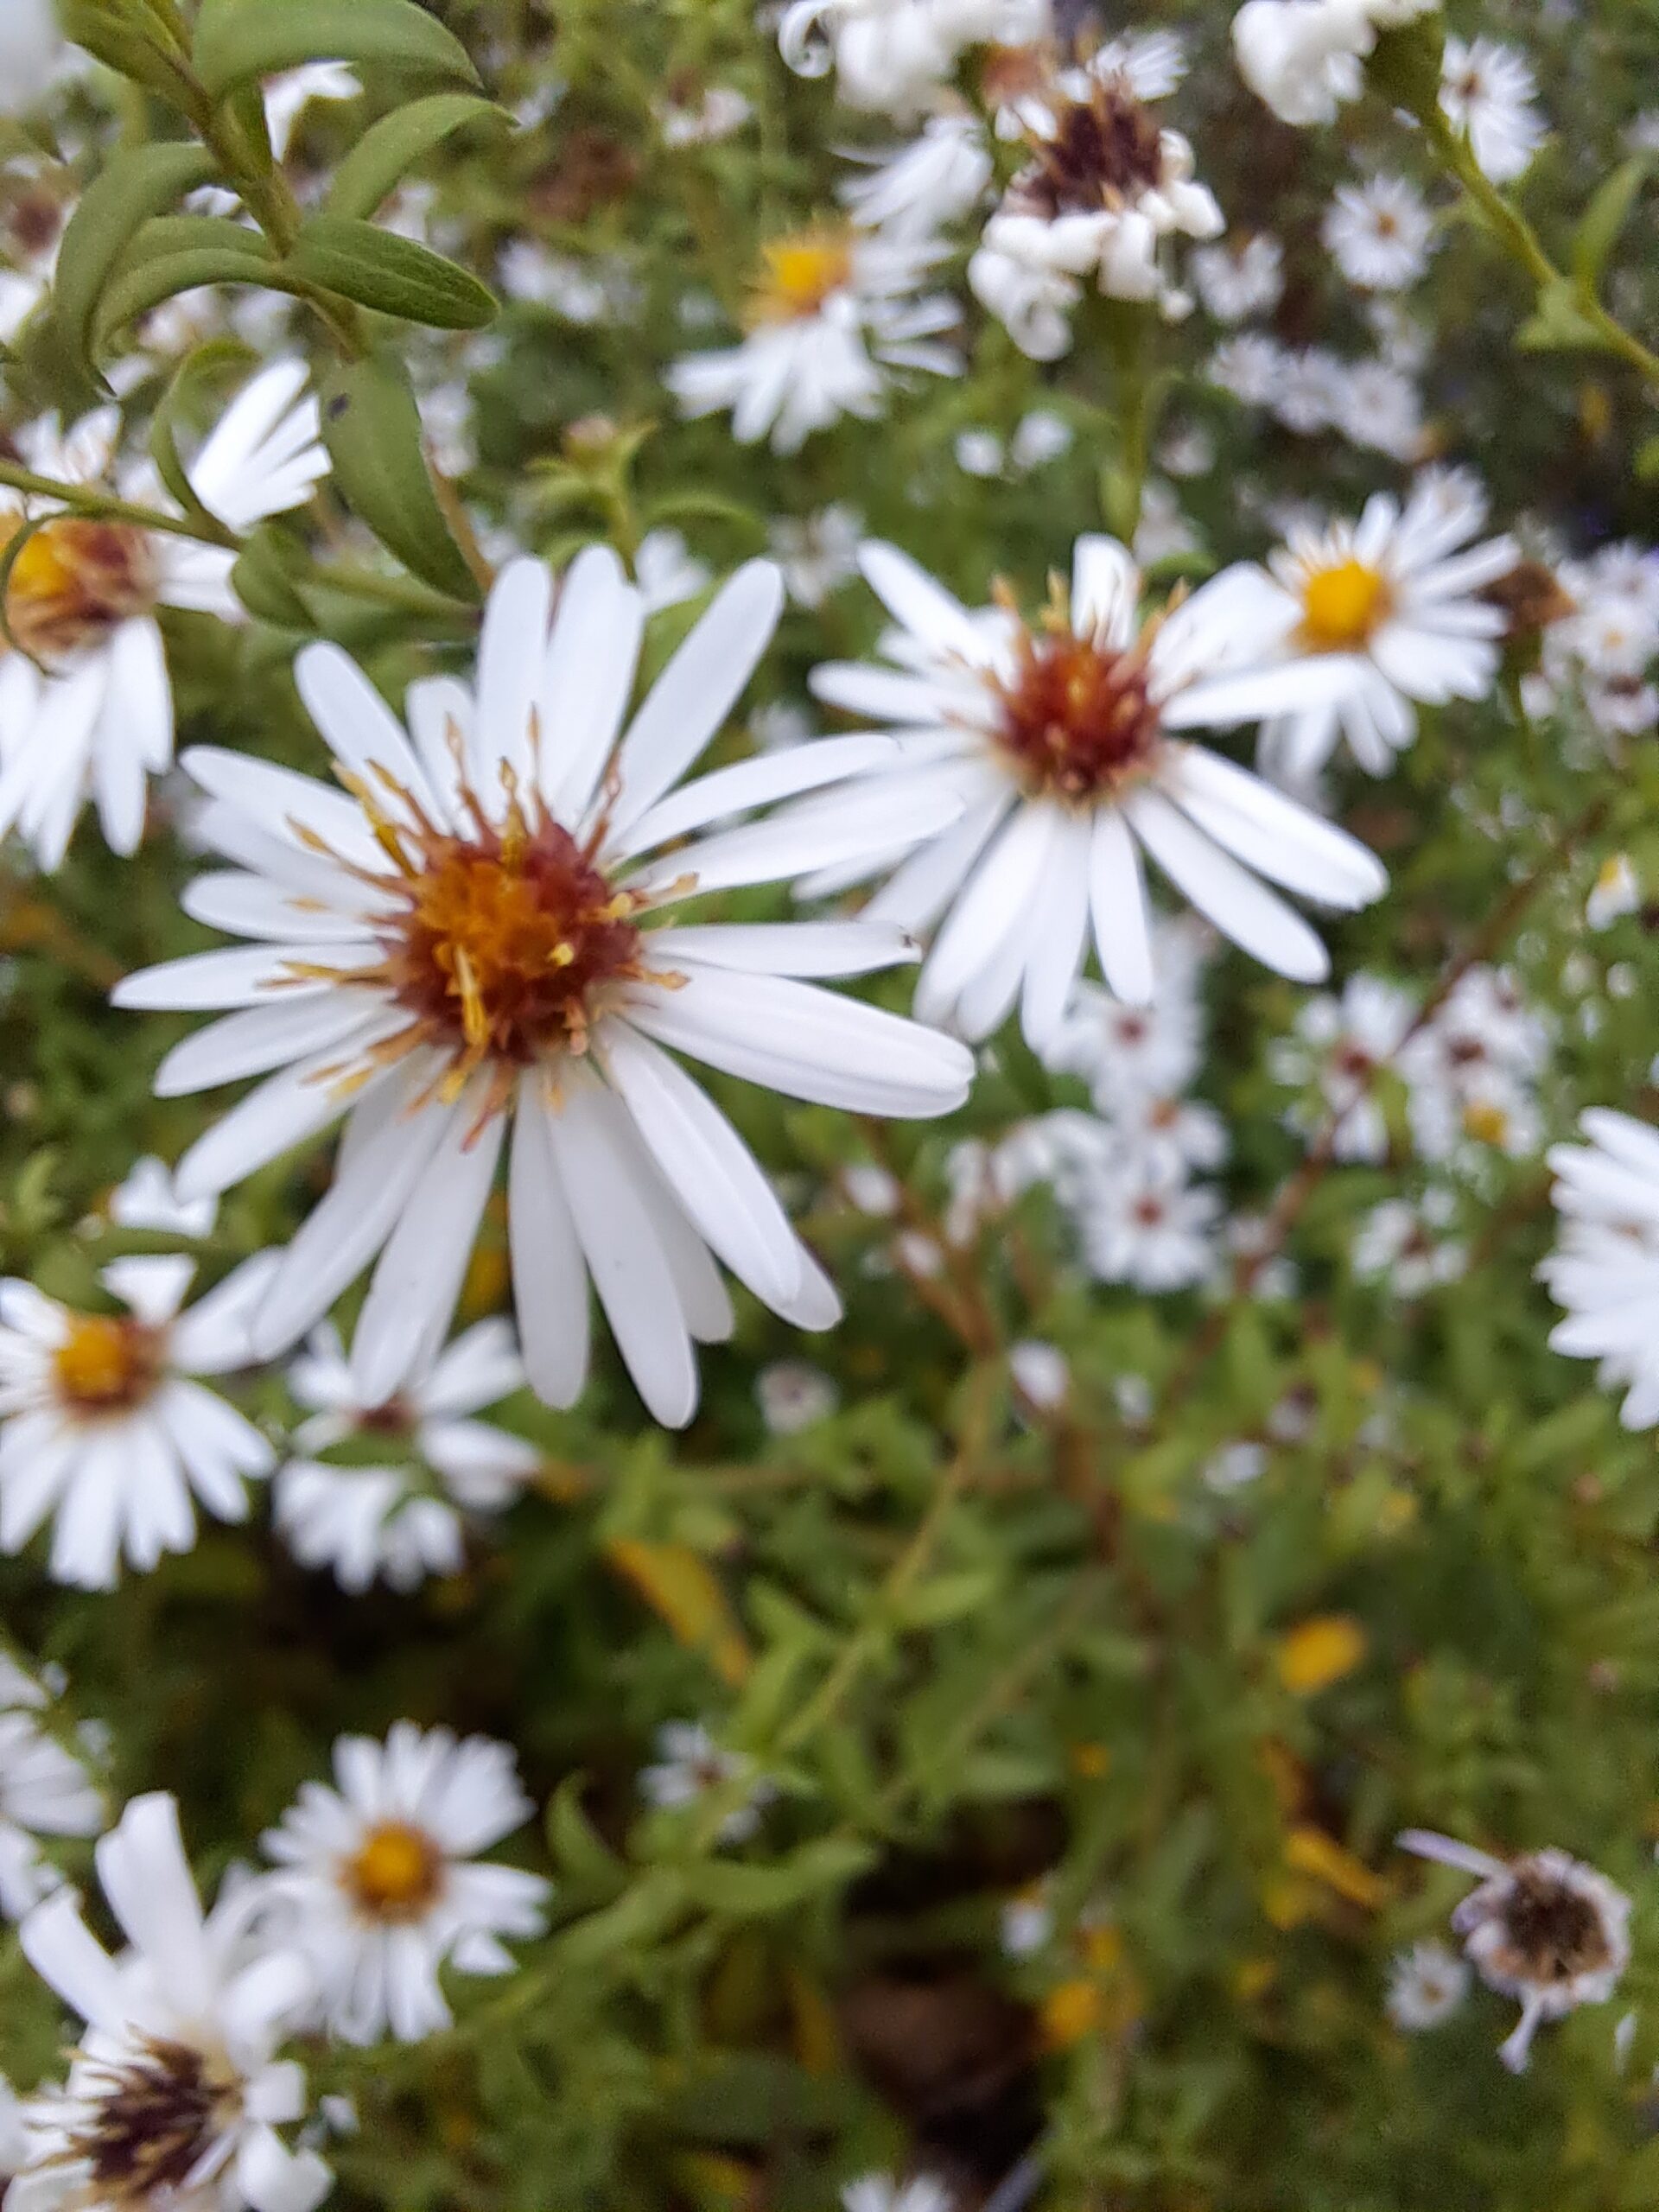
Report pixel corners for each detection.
[1124,786,1329,982]
[1089,806,1155,1005]
[537,545,645,822]
[508,1084,590,1409]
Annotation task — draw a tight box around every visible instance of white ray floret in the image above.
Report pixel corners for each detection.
[258,1724,550,2046]
[276,1318,540,1592]
[13,1792,329,2212]
[114,552,975,1428]
[0,1252,277,1591]
[803,533,1386,1045]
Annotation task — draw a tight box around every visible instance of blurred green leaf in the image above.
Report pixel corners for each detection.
[317,350,480,601]
[47,141,218,371]
[322,93,509,223]
[285,215,498,330]
[191,0,481,99]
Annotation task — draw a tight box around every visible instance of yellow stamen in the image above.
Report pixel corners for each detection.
[1300,558,1393,652]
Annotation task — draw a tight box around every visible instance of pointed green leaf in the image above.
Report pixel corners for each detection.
[1516,276,1605,354]
[1573,156,1650,295]
[192,0,481,99]
[58,2,194,101]
[92,246,287,353]
[48,140,218,367]
[323,93,508,223]
[318,352,480,601]
[285,216,497,330]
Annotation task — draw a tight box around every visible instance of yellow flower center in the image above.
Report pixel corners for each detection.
[3,516,159,661]
[53,1316,162,1414]
[345,1821,444,1919]
[747,230,854,325]
[1463,1098,1510,1146]
[1299,558,1393,653]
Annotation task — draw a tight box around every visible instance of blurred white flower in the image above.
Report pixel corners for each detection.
[639,1721,775,1842]
[1386,1939,1471,2030]
[1440,38,1546,184]
[1191,234,1284,322]
[261,1724,551,2044]
[757,1359,840,1433]
[1324,173,1433,290]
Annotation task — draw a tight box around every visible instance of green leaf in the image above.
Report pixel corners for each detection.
[678,1840,875,1917]
[556,1872,686,1965]
[1572,156,1650,296]
[122,214,275,265]
[230,522,313,629]
[323,93,507,223]
[148,339,252,541]
[92,246,287,353]
[318,352,480,601]
[1516,276,1605,354]
[47,141,218,369]
[57,2,194,101]
[285,216,497,330]
[1636,433,1659,483]
[545,1777,626,1895]
[191,0,481,99]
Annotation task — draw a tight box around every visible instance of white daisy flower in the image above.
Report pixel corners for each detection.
[113,553,974,1429]
[0,1673,103,1920]
[969,64,1223,353]
[1401,964,1548,1163]
[1268,972,1415,1162]
[1078,1161,1220,1291]
[1539,1108,1659,1429]
[1399,1829,1631,2073]
[668,219,960,452]
[0,1253,276,1591]
[1190,233,1284,322]
[1208,333,1287,406]
[275,1317,540,1594]
[807,535,1384,1045]
[1351,1188,1465,1295]
[0,363,328,871]
[779,0,1046,117]
[1440,37,1546,185]
[261,62,360,160]
[0,0,67,117]
[1254,472,1517,779]
[1204,1439,1268,1491]
[639,1721,774,1843]
[1272,347,1346,434]
[259,1724,550,2046]
[1000,1875,1055,1955]
[1009,407,1072,470]
[1046,980,1204,1106]
[1323,173,1433,290]
[842,2176,953,2212]
[1327,356,1427,462]
[755,1359,839,1433]
[15,1792,329,2212]
[1385,1939,1471,2030]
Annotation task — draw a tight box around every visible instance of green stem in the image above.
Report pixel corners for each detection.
[1428,111,1659,390]
[0,461,238,548]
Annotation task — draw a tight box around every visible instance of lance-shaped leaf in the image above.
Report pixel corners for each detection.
[231,521,314,630]
[92,233,282,353]
[323,93,508,223]
[284,216,498,330]
[318,352,480,602]
[192,0,481,98]
[1573,157,1650,296]
[48,141,219,369]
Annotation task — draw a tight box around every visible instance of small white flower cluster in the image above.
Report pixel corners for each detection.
[1232,0,1440,129]
[1209,328,1427,463]
[779,0,1046,117]
[1527,543,1659,739]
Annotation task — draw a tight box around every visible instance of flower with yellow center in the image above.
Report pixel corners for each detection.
[0,1254,277,1590]
[1257,474,1519,781]
[262,1723,552,2045]
[1296,557,1394,654]
[748,228,855,325]
[118,550,973,1432]
[807,530,1385,1043]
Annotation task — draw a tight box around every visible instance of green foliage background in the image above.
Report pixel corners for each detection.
[4,2,1659,2207]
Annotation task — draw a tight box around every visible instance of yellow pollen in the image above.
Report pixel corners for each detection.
[345,1821,444,1919]
[748,231,855,325]
[53,1316,160,1414]
[1299,558,1392,652]
[1463,1098,1510,1146]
